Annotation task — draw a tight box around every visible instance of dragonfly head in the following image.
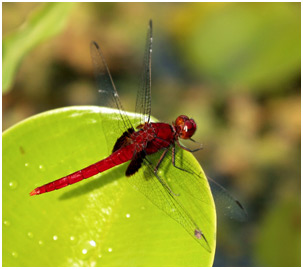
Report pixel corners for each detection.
[175,115,197,139]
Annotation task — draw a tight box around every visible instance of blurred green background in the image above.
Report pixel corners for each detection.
[3,2,300,266]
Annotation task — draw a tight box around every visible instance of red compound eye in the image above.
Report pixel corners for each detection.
[175,115,197,139]
[175,115,189,126]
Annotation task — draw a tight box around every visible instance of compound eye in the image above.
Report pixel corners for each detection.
[180,119,197,139]
[175,115,189,126]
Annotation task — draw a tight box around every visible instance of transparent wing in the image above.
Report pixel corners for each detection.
[127,137,246,251]
[148,137,248,222]
[154,144,248,222]
[135,19,153,125]
[207,176,248,222]
[90,41,134,132]
[128,146,214,252]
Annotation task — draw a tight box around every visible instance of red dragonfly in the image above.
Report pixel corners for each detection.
[30,20,246,252]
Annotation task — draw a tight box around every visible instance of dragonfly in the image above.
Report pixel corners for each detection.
[30,20,246,252]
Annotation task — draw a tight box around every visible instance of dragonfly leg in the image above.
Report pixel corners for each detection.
[171,144,195,174]
[154,147,169,173]
[144,156,180,197]
[190,138,204,149]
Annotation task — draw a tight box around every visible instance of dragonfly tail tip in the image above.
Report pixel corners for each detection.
[29,189,38,196]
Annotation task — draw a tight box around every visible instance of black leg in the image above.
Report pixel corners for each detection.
[171,144,195,175]
[144,156,180,197]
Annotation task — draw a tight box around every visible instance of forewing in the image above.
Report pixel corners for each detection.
[135,20,153,125]
[90,41,135,153]
[153,143,247,222]
[90,41,134,132]
[149,137,247,221]
[128,148,214,252]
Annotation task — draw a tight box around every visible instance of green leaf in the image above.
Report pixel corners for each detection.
[3,106,216,266]
[3,3,75,93]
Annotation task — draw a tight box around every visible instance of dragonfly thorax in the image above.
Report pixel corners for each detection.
[132,123,156,143]
[174,115,197,139]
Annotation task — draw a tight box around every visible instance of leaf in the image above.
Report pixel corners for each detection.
[2,106,216,266]
[3,3,75,93]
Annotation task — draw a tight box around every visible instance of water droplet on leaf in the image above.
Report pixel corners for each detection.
[3,220,10,226]
[27,232,34,239]
[12,251,18,258]
[9,181,18,190]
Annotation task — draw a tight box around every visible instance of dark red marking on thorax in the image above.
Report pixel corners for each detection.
[139,122,175,155]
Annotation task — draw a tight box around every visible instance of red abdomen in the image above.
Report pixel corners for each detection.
[30,144,136,196]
